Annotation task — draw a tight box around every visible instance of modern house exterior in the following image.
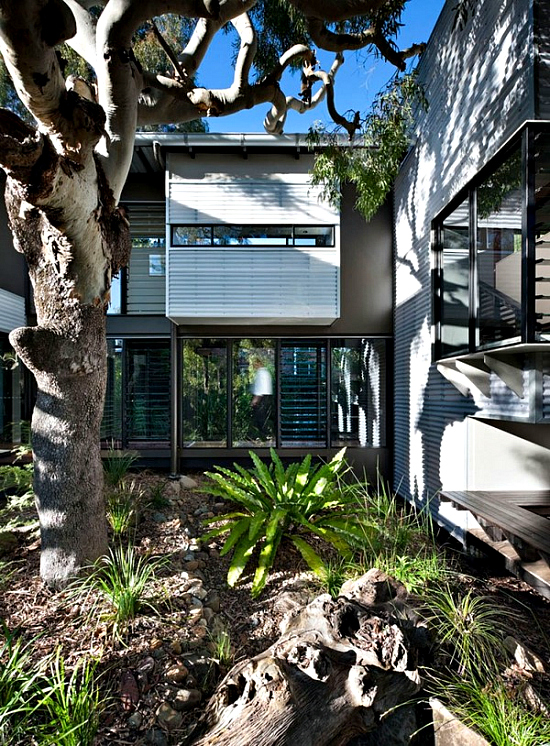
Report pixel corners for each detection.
[104,134,393,477]
[1,0,549,588]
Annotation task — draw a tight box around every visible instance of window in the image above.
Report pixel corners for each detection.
[434,138,524,357]
[181,338,387,449]
[171,225,334,247]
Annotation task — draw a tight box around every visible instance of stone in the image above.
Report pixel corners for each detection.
[180,475,198,488]
[146,728,168,746]
[156,702,183,731]
[504,636,546,673]
[184,560,199,571]
[128,712,143,729]
[430,698,490,746]
[205,592,221,613]
[202,607,215,623]
[173,688,202,711]
[165,664,189,683]
[152,512,168,523]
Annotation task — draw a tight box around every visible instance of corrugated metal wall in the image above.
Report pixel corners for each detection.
[393,0,536,503]
[0,288,25,333]
[126,203,166,315]
[166,153,340,325]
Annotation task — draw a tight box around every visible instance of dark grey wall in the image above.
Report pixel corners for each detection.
[0,181,26,297]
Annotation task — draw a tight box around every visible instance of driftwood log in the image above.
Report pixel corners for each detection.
[187,569,430,746]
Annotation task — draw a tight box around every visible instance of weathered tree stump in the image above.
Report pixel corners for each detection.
[187,569,430,746]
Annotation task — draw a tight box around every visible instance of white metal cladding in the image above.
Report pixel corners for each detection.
[167,247,339,324]
[126,202,167,314]
[393,0,535,504]
[166,153,340,324]
[0,289,25,333]
[167,153,339,225]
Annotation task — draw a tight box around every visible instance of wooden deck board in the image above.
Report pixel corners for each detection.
[441,490,550,556]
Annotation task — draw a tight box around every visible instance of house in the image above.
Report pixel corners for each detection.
[105,133,393,478]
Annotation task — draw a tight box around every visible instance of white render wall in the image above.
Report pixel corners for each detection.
[166,153,340,325]
[393,0,537,508]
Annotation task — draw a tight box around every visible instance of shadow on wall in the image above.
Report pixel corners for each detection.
[393,0,532,503]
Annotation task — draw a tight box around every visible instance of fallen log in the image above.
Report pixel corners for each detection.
[187,569,430,746]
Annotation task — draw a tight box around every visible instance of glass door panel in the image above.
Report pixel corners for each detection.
[232,340,276,447]
[182,340,227,447]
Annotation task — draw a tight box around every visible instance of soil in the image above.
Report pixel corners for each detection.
[1,469,550,746]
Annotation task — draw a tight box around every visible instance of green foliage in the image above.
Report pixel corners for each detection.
[209,627,233,668]
[202,448,365,597]
[38,652,103,746]
[0,626,42,743]
[103,447,139,488]
[309,72,426,221]
[0,464,33,497]
[106,480,144,536]
[71,544,166,640]
[147,479,170,510]
[424,585,517,677]
[444,679,550,746]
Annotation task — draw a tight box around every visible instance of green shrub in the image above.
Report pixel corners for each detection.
[102,447,138,488]
[106,480,143,536]
[38,651,103,746]
[202,448,368,597]
[0,627,43,743]
[70,544,166,640]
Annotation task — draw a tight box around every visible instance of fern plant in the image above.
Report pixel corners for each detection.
[202,448,367,597]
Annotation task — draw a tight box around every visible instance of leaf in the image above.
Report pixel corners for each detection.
[220,517,251,557]
[290,536,327,581]
[227,532,259,588]
[251,508,287,597]
[249,451,277,503]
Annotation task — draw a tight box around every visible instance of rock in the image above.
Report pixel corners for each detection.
[146,727,168,746]
[183,652,212,681]
[504,636,546,673]
[205,592,220,613]
[157,702,183,731]
[180,475,198,488]
[185,560,199,571]
[152,512,168,523]
[173,688,202,711]
[203,607,215,623]
[128,712,143,729]
[165,664,189,683]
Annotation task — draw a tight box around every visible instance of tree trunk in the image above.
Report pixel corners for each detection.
[0,109,130,587]
[11,309,109,586]
[187,569,429,746]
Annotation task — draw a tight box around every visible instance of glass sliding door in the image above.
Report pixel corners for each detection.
[279,341,327,447]
[182,340,227,447]
[232,340,275,447]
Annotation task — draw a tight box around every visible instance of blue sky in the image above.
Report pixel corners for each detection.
[198,0,446,133]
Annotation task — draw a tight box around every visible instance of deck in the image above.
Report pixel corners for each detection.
[440,490,550,600]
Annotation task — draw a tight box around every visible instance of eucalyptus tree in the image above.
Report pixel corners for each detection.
[0,0,424,587]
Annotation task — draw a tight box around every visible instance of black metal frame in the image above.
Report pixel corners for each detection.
[431,122,550,361]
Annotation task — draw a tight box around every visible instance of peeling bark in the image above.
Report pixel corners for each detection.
[188,570,429,746]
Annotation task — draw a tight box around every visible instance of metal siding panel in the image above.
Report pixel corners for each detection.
[168,180,337,224]
[394,0,534,503]
[0,289,25,333]
[167,248,339,322]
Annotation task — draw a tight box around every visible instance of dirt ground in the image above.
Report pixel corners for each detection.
[1,470,549,745]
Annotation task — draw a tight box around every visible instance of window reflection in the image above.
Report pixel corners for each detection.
[232,340,276,447]
[477,146,522,346]
[182,340,227,447]
[441,200,470,356]
[331,339,386,447]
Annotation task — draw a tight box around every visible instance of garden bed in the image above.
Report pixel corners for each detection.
[0,464,549,745]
